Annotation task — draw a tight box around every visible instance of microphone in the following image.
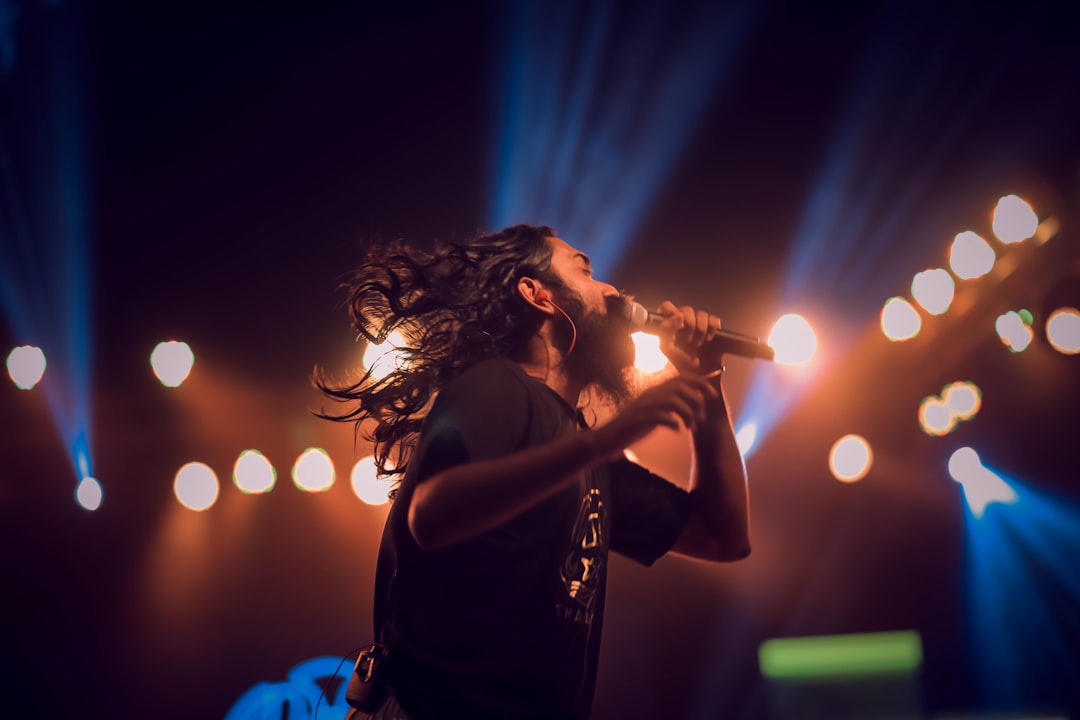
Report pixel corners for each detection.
[612,297,775,362]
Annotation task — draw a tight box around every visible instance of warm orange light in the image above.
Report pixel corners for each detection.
[363,331,408,381]
[991,195,1038,244]
[151,340,194,387]
[1046,308,1080,355]
[949,231,995,280]
[880,297,922,341]
[293,448,335,492]
[175,462,220,511]
[941,381,982,421]
[918,396,957,436]
[767,314,817,365]
[351,455,392,505]
[234,450,276,494]
[995,311,1033,352]
[631,332,669,373]
[829,434,872,483]
[911,269,955,316]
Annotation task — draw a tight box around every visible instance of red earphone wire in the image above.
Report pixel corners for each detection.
[547,298,577,358]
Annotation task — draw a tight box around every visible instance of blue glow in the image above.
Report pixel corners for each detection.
[964,470,1080,714]
[226,656,352,720]
[0,1,95,485]
[490,0,761,279]
[735,6,995,446]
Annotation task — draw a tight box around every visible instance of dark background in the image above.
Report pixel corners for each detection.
[2,1,1078,718]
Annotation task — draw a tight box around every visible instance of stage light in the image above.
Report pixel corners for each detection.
[6,345,47,389]
[75,476,102,511]
[991,194,1038,244]
[292,448,335,493]
[1045,307,1080,355]
[941,381,982,421]
[362,331,407,381]
[919,396,957,436]
[351,455,392,506]
[0,0,95,494]
[828,434,872,483]
[233,450,276,494]
[151,340,194,387]
[631,332,669,373]
[911,268,955,316]
[880,297,922,341]
[963,476,1080,709]
[175,462,220,511]
[947,447,1017,518]
[948,231,996,280]
[735,421,758,457]
[767,313,817,365]
[995,310,1033,352]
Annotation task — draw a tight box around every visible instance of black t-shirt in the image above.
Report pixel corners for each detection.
[373,358,692,720]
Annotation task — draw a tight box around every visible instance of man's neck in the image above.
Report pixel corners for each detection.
[516,333,585,408]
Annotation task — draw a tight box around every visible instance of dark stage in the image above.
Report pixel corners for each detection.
[2,1,1078,718]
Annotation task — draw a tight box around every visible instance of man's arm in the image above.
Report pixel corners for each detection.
[651,301,751,563]
[668,378,751,561]
[409,375,717,550]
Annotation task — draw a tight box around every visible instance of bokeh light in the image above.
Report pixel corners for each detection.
[911,269,955,316]
[293,448,335,492]
[991,194,1038,244]
[829,434,873,483]
[947,447,1018,518]
[919,396,958,436]
[175,462,220,511]
[363,331,408,381]
[75,476,102,511]
[234,450,276,494]
[151,340,195,387]
[767,314,817,365]
[351,455,393,505]
[631,332,669,373]
[995,311,1034,352]
[941,381,982,421]
[1045,307,1080,355]
[735,421,758,457]
[880,297,922,341]
[6,345,47,390]
[948,231,996,280]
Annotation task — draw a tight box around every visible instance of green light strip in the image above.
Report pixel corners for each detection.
[759,630,922,680]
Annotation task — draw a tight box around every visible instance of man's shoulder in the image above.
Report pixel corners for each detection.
[445,357,531,394]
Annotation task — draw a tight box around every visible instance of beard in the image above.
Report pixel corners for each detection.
[550,290,636,407]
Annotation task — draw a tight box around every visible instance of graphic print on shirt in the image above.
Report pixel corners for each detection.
[557,486,604,625]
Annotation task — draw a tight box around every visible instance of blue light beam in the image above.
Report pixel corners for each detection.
[964,470,1080,715]
[490,0,761,280]
[0,1,96,490]
[736,4,1014,448]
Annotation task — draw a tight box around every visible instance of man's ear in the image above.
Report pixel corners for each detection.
[518,277,555,314]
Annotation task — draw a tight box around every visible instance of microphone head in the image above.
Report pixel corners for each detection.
[606,295,650,330]
[626,300,651,330]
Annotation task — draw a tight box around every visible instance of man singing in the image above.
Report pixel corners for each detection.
[319,224,750,719]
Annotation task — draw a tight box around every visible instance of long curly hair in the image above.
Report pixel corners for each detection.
[315,224,559,487]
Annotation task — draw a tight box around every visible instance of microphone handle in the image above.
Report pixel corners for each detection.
[639,307,775,362]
